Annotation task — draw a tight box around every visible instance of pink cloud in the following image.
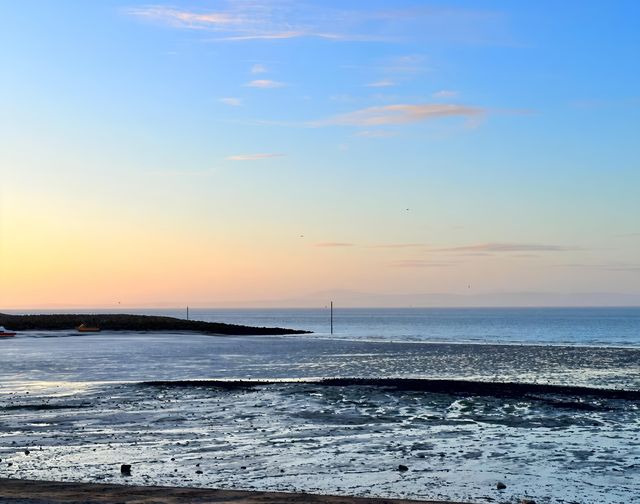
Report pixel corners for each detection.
[314,103,484,127]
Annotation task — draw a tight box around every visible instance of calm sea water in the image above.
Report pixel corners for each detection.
[196,307,640,346]
[16,307,640,347]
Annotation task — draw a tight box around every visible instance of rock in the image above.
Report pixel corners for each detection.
[24,450,30,455]
[398,464,409,472]
[521,500,536,504]
[496,482,507,490]
[120,464,132,475]
[196,470,203,474]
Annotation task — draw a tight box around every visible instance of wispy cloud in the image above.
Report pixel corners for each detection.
[226,153,285,161]
[315,242,355,247]
[219,97,242,106]
[388,260,452,268]
[251,63,268,74]
[555,262,640,272]
[127,4,385,42]
[355,130,399,138]
[127,6,240,28]
[370,243,427,249]
[366,79,396,88]
[245,79,286,88]
[437,243,579,253]
[370,8,513,46]
[329,94,356,103]
[382,54,427,73]
[221,32,379,42]
[313,103,484,127]
[226,31,307,41]
[433,90,459,98]
[128,4,509,45]
[314,242,429,249]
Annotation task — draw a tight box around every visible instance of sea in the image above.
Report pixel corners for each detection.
[1,307,639,503]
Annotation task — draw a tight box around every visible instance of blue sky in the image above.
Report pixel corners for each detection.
[1,1,639,307]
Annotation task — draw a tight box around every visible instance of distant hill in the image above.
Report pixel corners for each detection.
[0,313,310,335]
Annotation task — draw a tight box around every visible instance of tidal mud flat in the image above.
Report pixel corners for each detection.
[1,379,639,503]
[0,332,639,504]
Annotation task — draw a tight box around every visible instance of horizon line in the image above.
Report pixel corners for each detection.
[3,304,640,312]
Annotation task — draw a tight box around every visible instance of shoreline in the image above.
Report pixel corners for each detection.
[0,479,471,504]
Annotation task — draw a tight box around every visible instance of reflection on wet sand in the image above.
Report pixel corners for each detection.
[1,381,638,503]
[1,332,639,503]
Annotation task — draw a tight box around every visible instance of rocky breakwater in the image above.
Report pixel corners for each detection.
[0,313,311,336]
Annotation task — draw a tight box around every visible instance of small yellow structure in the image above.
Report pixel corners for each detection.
[76,323,101,333]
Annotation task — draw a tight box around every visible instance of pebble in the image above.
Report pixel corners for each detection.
[398,464,409,472]
[496,482,507,490]
[120,464,132,475]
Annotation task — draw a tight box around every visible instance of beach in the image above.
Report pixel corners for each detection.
[1,308,639,504]
[5,0,640,501]
[0,478,466,504]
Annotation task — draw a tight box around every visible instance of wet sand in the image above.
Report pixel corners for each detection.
[2,332,638,503]
[142,377,640,399]
[0,479,468,504]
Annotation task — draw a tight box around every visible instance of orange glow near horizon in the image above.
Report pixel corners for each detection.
[1,2,639,309]
[2,185,639,308]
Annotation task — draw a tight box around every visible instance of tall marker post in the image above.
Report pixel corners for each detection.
[330,301,333,335]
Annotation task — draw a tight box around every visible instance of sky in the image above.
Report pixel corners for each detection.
[1,0,639,308]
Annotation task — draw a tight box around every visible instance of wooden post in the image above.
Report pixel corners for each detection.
[187,306,189,321]
[330,301,333,335]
